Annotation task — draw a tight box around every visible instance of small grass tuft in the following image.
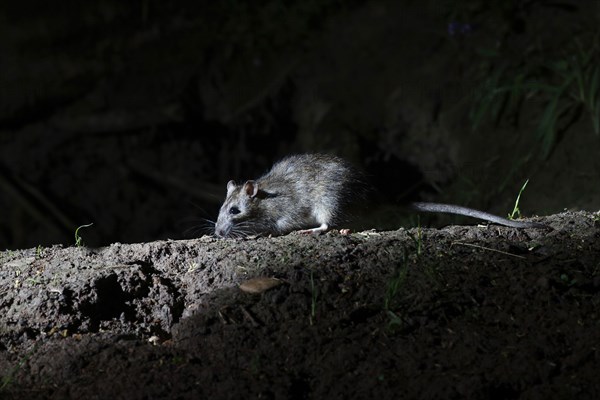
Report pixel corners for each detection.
[74,223,94,247]
[384,250,409,312]
[508,179,530,220]
[35,245,44,259]
[0,345,37,392]
[407,220,423,257]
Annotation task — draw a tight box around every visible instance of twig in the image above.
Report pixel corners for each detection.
[451,241,527,259]
[239,306,260,327]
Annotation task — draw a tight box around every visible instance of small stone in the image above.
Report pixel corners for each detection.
[239,277,282,294]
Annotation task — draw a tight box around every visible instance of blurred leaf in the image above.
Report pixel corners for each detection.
[475,47,501,58]
[536,95,559,157]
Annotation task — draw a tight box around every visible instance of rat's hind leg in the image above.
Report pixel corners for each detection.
[297,223,329,235]
[296,206,334,234]
[295,203,336,235]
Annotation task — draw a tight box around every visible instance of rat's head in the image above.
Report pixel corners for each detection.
[215,180,270,238]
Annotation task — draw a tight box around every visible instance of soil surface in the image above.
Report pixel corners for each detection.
[1,210,599,399]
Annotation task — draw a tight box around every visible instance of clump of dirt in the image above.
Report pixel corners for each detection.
[1,211,599,399]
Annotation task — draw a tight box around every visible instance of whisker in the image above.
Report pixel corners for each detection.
[182,217,217,237]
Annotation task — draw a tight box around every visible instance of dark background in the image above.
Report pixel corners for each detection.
[1,0,599,250]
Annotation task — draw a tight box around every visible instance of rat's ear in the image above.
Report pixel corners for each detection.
[226,180,236,194]
[243,180,259,198]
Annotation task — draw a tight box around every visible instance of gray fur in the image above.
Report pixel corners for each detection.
[214,154,362,238]
[214,153,546,238]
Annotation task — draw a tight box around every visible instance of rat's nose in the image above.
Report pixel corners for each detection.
[215,225,229,238]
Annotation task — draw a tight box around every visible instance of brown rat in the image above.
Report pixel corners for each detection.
[214,154,363,238]
[214,154,546,238]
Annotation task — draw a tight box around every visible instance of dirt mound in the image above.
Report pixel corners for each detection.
[1,211,599,399]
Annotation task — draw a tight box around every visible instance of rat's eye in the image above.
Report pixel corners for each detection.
[229,206,240,215]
